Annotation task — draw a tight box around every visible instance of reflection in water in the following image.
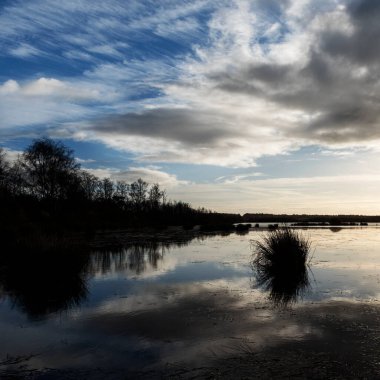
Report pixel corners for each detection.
[89,239,194,276]
[0,251,89,319]
[251,229,311,306]
[3,229,380,377]
[253,259,310,306]
[90,243,166,276]
[329,227,342,233]
[0,235,199,319]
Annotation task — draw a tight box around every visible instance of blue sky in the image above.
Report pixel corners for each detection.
[1,0,380,214]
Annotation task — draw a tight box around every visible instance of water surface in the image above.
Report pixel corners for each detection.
[1,227,380,378]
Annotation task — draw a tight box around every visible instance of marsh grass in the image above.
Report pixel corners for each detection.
[252,227,311,305]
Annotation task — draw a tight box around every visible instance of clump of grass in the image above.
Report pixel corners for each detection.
[252,227,311,305]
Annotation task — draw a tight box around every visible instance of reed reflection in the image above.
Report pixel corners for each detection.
[251,228,311,306]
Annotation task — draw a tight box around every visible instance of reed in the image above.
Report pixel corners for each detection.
[252,227,311,305]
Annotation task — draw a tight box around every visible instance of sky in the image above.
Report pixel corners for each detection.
[1,0,380,214]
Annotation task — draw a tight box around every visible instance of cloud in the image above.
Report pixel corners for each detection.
[0,77,116,102]
[215,172,265,184]
[0,78,120,129]
[67,0,380,167]
[75,157,96,164]
[84,166,186,188]
[113,166,188,187]
[9,43,42,58]
[81,105,296,167]
[2,148,23,162]
[3,0,380,169]
[0,0,213,60]
[187,0,380,147]
[93,108,244,145]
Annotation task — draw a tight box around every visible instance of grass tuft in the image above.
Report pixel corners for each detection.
[252,227,311,305]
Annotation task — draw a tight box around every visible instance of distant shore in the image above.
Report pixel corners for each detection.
[243,213,380,224]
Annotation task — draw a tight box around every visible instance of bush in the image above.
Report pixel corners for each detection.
[252,228,311,305]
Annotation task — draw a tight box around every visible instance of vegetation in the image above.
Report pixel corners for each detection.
[244,213,380,224]
[252,228,311,305]
[0,138,241,242]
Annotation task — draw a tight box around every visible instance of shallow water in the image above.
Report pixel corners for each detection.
[1,227,380,377]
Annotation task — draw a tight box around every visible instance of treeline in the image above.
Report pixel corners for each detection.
[243,213,379,224]
[0,138,241,235]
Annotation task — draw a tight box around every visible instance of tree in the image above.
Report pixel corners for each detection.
[148,183,163,208]
[7,159,27,196]
[129,178,148,206]
[101,178,114,200]
[79,171,99,201]
[0,148,9,195]
[21,138,80,200]
[115,180,129,202]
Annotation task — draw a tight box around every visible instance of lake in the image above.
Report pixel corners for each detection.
[1,227,380,378]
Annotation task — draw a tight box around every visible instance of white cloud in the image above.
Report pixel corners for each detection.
[2,148,23,162]
[20,78,102,101]
[84,166,186,188]
[0,80,20,94]
[3,0,380,173]
[0,78,120,129]
[9,43,42,58]
[215,172,265,183]
[75,157,96,163]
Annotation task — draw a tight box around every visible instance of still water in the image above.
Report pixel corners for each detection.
[1,227,380,377]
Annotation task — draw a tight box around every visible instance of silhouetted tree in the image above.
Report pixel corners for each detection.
[116,180,128,198]
[101,178,114,200]
[114,180,129,203]
[148,183,163,208]
[129,178,148,206]
[79,171,99,201]
[7,159,27,196]
[21,138,80,200]
[0,148,9,194]
[0,138,242,235]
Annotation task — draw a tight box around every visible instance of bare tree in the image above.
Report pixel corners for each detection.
[101,178,114,200]
[79,171,99,201]
[148,183,163,208]
[115,180,129,201]
[21,138,80,200]
[0,148,9,194]
[129,178,148,205]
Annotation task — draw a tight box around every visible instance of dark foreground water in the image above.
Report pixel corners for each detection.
[2,227,380,378]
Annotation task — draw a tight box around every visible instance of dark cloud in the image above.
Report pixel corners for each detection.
[299,105,380,143]
[301,50,332,86]
[92,108,245,146]
[248,64,292,84]
[210,63,292,96]
[201,0,380,146]
[321,0,380,64]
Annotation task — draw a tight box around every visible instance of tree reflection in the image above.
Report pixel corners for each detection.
[89,240,188,276]
[0,250,89,320]
[0,231,236,318]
